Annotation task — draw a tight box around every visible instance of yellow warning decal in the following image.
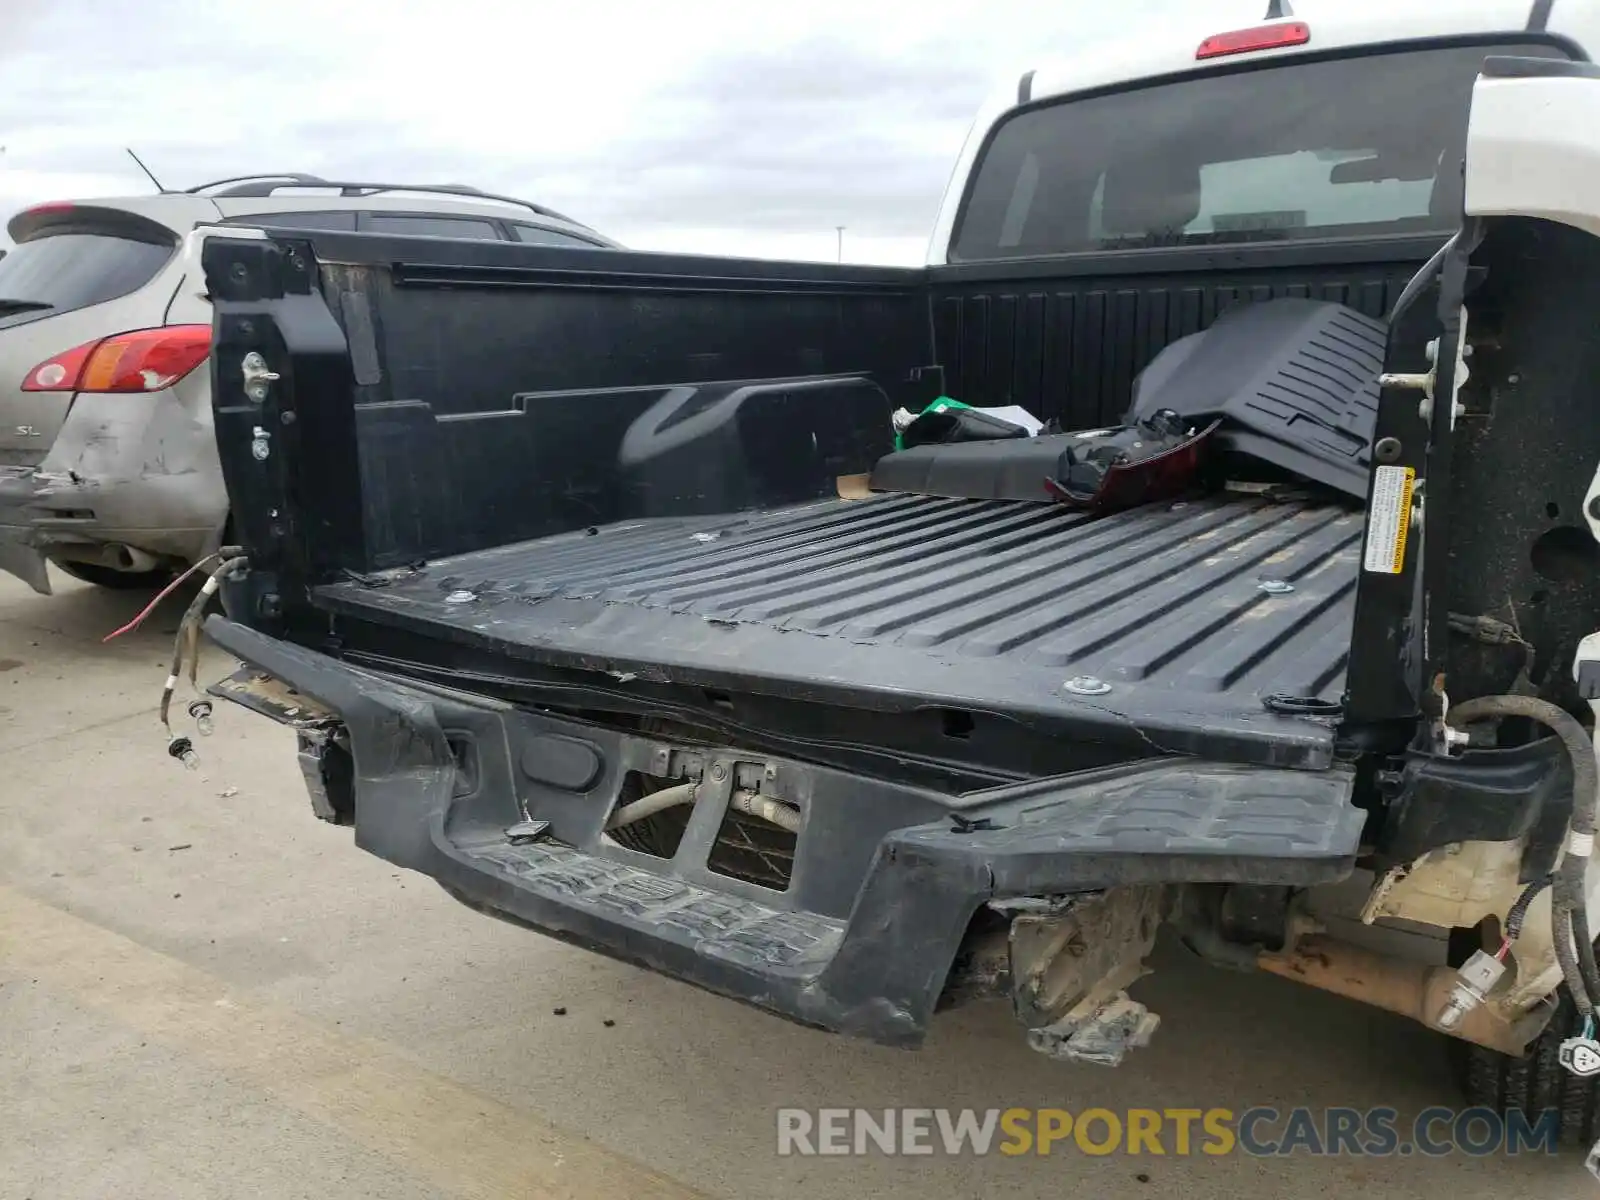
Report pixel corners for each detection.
[1363,466,1415,575]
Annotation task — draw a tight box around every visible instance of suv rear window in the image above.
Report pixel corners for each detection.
[952,41,1565,260]
[510,223,602,248]
[0,228,174,328]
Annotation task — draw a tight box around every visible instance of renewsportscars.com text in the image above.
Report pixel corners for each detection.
[775,1106,1559,1158]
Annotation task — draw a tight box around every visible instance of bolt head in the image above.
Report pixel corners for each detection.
[1064,675,1111,696]
[1258,579,1294,595]
[250,437,270,462]
[710,763,728,782]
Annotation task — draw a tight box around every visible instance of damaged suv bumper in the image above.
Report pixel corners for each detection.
[0,468,54,594]
[0,377,230,594]
[206,617,1365,1054]
[0,464,220,594]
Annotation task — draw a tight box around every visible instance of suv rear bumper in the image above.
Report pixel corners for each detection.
[0,378,227,593]
[207,617,1365,1045]
[0,465,220,593]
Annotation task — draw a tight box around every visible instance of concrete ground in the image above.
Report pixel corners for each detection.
[0,572,1593,1199]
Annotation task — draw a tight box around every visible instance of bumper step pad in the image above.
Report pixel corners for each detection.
[468,838,844,972]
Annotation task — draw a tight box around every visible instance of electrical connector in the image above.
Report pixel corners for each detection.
[1561,1034,1600,1078]
[1434,949,1507,1031]
[187,698,215,736]
[166,735,200,771]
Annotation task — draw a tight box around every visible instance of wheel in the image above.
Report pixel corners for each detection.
[1456,986,1600,1145]
[51,559,173,590]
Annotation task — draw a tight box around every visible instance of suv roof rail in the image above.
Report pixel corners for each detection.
[185,173,331,194]
[186,176,591,229]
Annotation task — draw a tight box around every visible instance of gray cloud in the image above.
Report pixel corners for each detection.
[0,0,48,41]
[547,38,991,234]
[0,0,1204,258]
[2,33,983,239]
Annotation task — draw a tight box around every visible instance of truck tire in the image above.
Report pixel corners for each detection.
[53,559,172,591]
[1457,990,1600,1145]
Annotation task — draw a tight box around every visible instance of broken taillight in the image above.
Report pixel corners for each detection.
[1196,21,1310,59]
[22,325,212,393]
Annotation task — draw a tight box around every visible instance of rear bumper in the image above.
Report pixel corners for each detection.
[0,465,219,594]
[207,617,1365,1045]
[0,377,227,593]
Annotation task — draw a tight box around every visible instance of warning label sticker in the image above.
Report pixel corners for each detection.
[1363,466,1415,574]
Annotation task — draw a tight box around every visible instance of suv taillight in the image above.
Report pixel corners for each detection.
[22,325,212,393]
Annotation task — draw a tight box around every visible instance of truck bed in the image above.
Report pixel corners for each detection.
[317,491,1363,769]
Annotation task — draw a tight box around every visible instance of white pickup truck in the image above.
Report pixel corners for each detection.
[188,0,1600,1150]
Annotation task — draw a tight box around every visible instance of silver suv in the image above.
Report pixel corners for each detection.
[0,175,617,594]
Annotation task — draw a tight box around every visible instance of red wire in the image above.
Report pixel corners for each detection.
[1495,939,1512,962]
[101,558,210,643]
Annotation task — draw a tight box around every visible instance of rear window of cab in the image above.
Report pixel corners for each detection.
[951,41,1568,260]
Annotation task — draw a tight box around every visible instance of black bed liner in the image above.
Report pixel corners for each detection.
[318,491,1364,768]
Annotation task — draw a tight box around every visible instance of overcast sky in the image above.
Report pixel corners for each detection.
[1,0,1321,263]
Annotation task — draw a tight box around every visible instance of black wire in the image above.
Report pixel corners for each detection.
[1386,231,1457,324]
[1504,876,1551,941]
[1575,904,1600,1016]
[1558,907,1595,1018]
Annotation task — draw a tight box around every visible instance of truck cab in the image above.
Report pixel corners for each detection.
[190,1,1600,1148]
[929,3,1600,265]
